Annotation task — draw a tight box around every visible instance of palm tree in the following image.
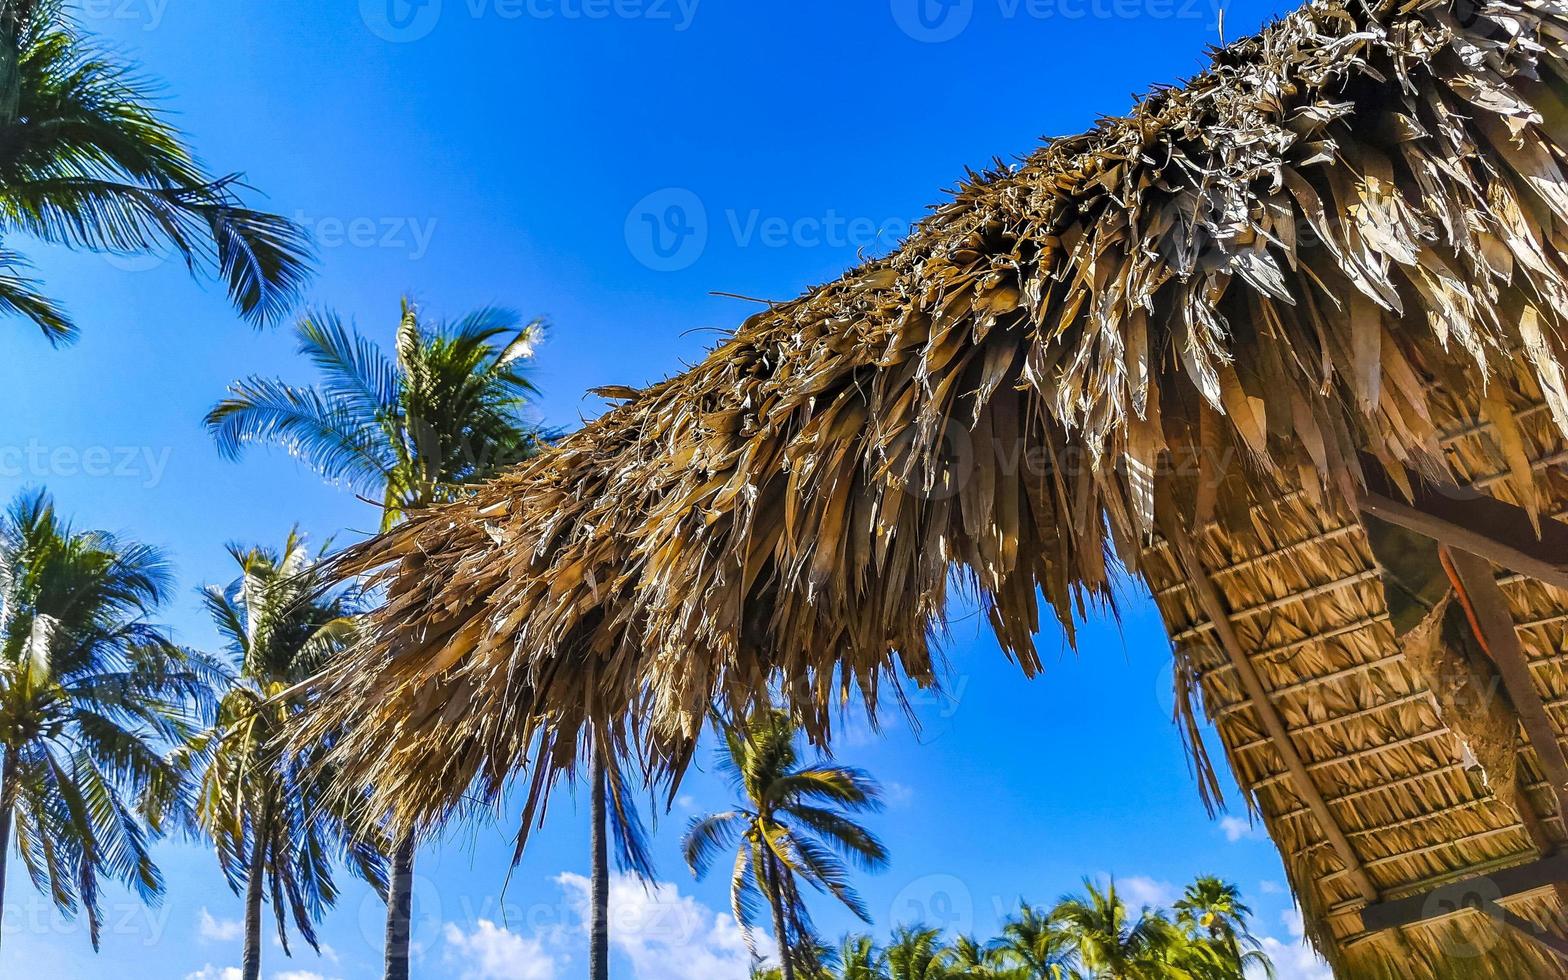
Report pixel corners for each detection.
[586,734,656,980]
[1173,877,1272,979]
[943,935,1019,979]
[683,708,889,980]
[206,302,544,529]
[993,902,1073,979]
[206,301,544,979]
[751,938,838,980]
[838,934,890,980]
[885,926,952,980]
[0,1,309,344]
[1051,879,1220,980]
[180,532,386,980]
[0,488,205,951]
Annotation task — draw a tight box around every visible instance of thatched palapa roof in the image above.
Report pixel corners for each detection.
[315,1,1568,974]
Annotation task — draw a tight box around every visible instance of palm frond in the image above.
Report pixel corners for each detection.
[205,376,395,492]
[295,310,401,421]
[0,245,71,342]
[683,810,746,878]
[0,15,311,333]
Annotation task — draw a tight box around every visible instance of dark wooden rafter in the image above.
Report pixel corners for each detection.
[1357,853,1568,960]
[1162,516,1381,904]
[1348,461,1568,937]
[1356,457,1568,592]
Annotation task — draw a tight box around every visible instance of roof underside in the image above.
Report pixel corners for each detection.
[316,2,1568,973]
[1145,373,1568,976]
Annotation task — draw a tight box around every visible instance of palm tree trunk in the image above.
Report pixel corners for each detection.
[384,831,417,980]
[763,854,796,980]
[0,751,17,958]
[0,4,19,128]
[0,0,33,127]
[590,753,610,980]
[241,799,272,980]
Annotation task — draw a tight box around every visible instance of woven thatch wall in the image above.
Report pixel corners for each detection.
[311,2,1568,974]
[1144,367,1568,975]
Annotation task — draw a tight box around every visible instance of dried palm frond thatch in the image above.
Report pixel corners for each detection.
[311,1,1568,973]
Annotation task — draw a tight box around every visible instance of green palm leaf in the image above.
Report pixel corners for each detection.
[0,488,196,949]
[182,531,386,959]
[0,7,310,341]
[684,706,886,980]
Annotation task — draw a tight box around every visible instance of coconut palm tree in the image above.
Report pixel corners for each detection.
[0,488,206,952]
[179,532,386,980]
[1051,879,1224,980]
[206,302,544,529]
[943,935,1019,979]
[585,735,656,980]
[751,938,839,980]
[993,902,1073,979]
[206,302,544,979]
[682,708,888,980]
[838,934,890,980]
[0,1,310,344]
[885,926,953,980]
[1173,877,1272,979]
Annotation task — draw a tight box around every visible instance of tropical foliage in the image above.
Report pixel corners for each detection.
[205,301,545,529]
[684,708,889,980]
[747,876,1274,979]
[0,1,309,344]
[177,532,386,980]
[0,7,1373,980]
[205,300,545,979]
[0,488,205,949]
[1173,877,1269,977]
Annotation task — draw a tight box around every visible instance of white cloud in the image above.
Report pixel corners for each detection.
[443,919,560,980]
[556,872,753,980]
[1251,909,1333,980]
[1259,880,1284,895]
[184,965,337,980]
[438,872,752,980]
[883,781,915,807]
[1109,874,1178,910]
[1219,816,1264,843]
[197,908,244,942]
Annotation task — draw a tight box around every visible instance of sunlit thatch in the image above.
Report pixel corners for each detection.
[311,2,1568,973]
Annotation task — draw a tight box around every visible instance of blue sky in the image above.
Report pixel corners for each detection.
[0,1,1337,978]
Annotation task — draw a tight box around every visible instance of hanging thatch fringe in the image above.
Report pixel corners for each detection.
[310,2,1568,973]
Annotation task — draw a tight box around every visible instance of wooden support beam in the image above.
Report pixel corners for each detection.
[1448,550,1568,827]
[1360,852,1568,960]
[1163,517,1380,905]
[1356,461,1568,591]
